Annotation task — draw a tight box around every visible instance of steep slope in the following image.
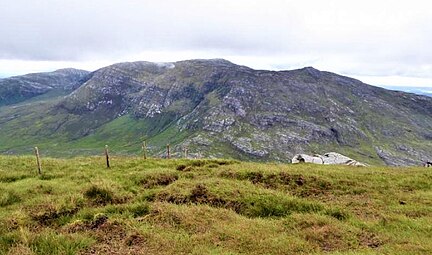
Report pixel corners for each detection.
[0,59,431,165]
[0,68,90,106]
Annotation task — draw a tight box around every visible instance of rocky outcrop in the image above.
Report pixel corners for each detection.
[1,59,432,165]
[292,152,366,166]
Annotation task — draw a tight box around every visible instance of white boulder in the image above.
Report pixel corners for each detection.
[292,152,366,166]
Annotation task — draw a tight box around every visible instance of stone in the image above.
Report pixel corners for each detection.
[292,152,366,166]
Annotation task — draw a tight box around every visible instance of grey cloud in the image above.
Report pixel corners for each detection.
[0,0,312,60]
[0,0,431,83]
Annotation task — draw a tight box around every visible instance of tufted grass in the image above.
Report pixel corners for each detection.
[0,155,431,254]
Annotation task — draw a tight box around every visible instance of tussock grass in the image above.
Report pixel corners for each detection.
[0,156,431,254]
[0,189,21,207]
[83,185,114,206]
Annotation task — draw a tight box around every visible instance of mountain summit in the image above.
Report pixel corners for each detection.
[1,59,431,165]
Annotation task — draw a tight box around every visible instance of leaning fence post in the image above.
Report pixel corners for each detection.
[34,147,42,175]
[166,144,170,159]
[142,141,147,159]
[104,145,110,168]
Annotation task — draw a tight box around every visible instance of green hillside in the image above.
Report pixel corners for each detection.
[1,156,431,254]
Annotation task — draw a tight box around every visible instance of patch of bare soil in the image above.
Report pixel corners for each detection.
[305,225,349,252]
[140,174,178,188]
[157,184,244,213]
[67,216,148,255]
[221,171,333,197]
[358,231,384,248]
[28,204,80,226]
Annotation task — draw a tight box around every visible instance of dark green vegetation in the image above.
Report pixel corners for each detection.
[0,156,431,254]
[1,59,432,165]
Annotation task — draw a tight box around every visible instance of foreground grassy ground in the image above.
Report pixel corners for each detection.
[0,156,431,254]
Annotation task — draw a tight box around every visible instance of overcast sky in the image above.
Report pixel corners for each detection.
[0,0,431,87]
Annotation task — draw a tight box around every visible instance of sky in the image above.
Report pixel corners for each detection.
[0,0,431,87]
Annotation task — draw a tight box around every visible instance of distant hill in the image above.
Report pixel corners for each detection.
[0,59,431,165]
[0,68,90,106]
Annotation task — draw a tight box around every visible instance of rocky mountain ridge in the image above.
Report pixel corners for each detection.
[0,59,431,165]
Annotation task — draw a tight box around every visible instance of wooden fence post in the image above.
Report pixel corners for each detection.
[166,144,170,159]
[105,145,110,168]
[34,147,42,175]
[183,146,188,158]
[142,141,147,159]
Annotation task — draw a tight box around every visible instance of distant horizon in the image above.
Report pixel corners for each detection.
[1,58,431,90]
[1,1,431,90]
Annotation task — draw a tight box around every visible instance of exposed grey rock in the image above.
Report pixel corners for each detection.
[230,137,269,157]
[292,154,325,164]
[190,135,212,146]
[292,152,366,166]
[374,147,420,166]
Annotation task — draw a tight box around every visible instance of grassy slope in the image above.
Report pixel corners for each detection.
[0,107,190,157]
[1,156,431,254]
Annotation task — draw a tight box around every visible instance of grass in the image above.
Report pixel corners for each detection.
[0,155,431,254]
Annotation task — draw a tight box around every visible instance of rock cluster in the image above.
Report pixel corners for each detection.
[292,152,366,166]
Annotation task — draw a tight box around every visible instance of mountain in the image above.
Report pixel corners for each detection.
[0,59,431,165]
[0,68,90,106]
